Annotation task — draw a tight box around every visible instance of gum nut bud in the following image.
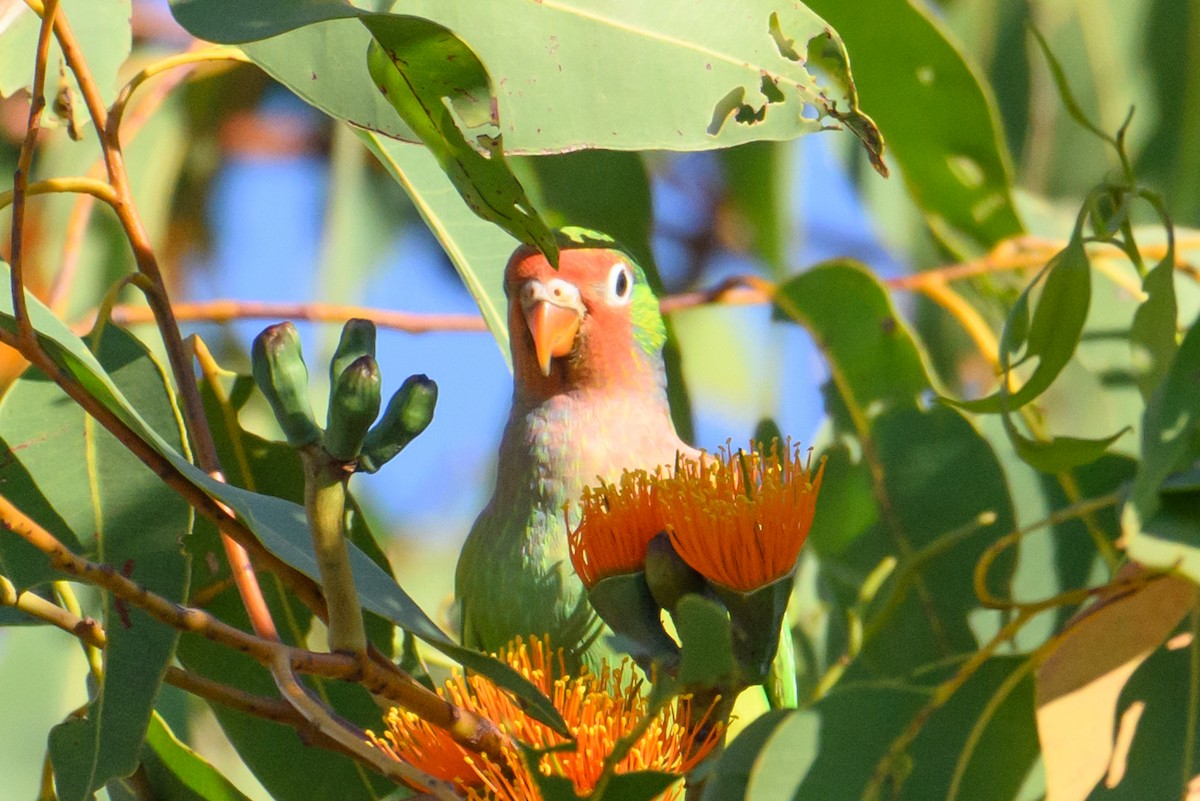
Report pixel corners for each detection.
[251,322,321,448]
[324,354,382,462]
[644,531,707,612]
[329,318,377,390]
[359,375,438,474]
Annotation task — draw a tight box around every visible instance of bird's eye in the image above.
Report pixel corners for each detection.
[607,262,633,305]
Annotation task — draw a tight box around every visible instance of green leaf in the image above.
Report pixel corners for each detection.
[594,772,681,801]
[514,151,655,270]
[771,657,1037,800]
[363,15,558,261]
[133,713,255,801]
[1124,314,1200,581]
[774,259,933,428]
[175,1,882,159]
[773,262,1017,674]
[807,445,878,556]
[0,261,565,734]
[701,709,806,801]
[953,236,1092,414]
[16,326,191,801]
[832,406,1014,676]
[169,0,372,39]
[1133,314,1200,508]
[587,572,679,664]
[804,0,1024,254]
[711,578,792,686]
[1129,232,1180,399]
[1004,414,1130,474]
[1027,27,1116,150]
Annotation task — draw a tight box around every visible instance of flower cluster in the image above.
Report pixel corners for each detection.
[569,440,825,593]
[369,637,720,801]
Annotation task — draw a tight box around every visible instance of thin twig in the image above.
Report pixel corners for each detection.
[0,176,117,212]
[104,300,490,334]
[9,0,60,350]
[0,572,438,766]
[91,230,1200,335]
[108,45,249,136]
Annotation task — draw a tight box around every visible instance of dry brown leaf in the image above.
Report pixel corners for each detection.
[1036,564,1197,801]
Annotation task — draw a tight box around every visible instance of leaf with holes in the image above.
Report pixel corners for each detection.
[171,0,883,161]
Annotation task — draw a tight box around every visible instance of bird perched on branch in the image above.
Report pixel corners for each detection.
[456,228,696,672]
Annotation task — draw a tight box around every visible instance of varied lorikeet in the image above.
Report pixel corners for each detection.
[456,230,697,672]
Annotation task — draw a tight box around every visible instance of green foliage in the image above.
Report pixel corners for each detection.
[122,713,255,801]
[2,2,1199,800]
[804,0,1024,255]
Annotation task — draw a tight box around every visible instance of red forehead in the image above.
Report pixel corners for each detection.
[504,246,623,289]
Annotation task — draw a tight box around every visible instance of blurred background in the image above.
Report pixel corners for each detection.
[1,0,1198,796]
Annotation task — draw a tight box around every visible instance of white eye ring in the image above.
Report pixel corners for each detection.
[606,262,634,305]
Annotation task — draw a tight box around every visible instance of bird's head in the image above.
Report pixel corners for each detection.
[504,228,667,396]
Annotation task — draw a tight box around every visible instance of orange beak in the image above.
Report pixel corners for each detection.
[524,300,581,376]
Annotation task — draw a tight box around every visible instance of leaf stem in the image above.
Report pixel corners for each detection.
[301,450,368,658]
[108,44,249,136]
[0,176,117,211]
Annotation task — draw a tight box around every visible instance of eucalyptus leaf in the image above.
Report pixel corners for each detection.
[774,259,933,428]
[676,594,737,689]
[174,0,883,160]
[1129,225,1180,399]
[804,0,1023,254]
[363,15,559,261]
[358,132,517,363]
[1123,314,1200,581]
[954,236,1092,415]
[133,713,255,801]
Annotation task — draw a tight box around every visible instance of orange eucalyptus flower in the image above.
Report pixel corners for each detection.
[569,440,825,592]
[568,467,668,588]
[368,637,720,801]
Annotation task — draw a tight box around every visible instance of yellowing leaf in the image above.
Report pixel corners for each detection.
[1035,565,1197,801]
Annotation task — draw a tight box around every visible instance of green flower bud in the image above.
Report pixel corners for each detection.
[251,323,321,448]
[324,354,382,462]
[644,531,706,613]
[329,319,377,391]
[358,374,438,474]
